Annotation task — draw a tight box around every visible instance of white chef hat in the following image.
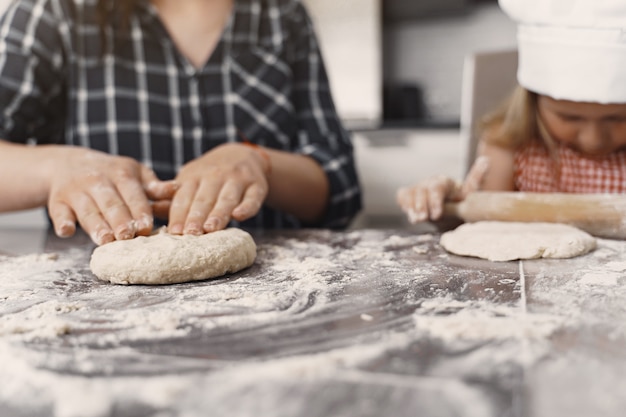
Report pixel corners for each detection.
[499,0,626,104]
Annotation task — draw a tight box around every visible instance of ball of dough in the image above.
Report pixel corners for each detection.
[439,221,596,262]
[90,228,257,285]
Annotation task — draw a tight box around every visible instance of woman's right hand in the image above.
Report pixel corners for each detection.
[396,156,489,223]
[46,147,177,245]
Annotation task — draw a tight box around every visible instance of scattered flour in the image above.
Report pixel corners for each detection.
[2,230,626,416]
[604,261,626,272]
[415,298,564,342]
[579,272,620,286]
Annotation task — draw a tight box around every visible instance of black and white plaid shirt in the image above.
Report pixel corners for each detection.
[0,0,362,229]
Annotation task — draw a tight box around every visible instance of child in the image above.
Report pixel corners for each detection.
[0,0,362,245]
[398,0,626,223]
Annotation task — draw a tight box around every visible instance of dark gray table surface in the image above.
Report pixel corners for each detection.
[0,226,625,417]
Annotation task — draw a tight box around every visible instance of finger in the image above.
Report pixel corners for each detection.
[115,175,154,236]
[141,165,179,201]
[439,176,463,203]
[145,180,179,201]
[397,186,429,223]
[48,201,77,238]
[423,175,462,219]
[140,164,159,184]
[204,180,246,232]
[89,182,137,240]
[152,200,171,220]
[167,181,199,235]
[231,183,266,221]
[68,193,115,245]
[460,155,490,197]
[396,187,412,211]
[411,186,430,222]
[183,182,220,235]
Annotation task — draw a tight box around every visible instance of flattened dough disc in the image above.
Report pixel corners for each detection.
[439,221,596,262]
[90,228,257,285]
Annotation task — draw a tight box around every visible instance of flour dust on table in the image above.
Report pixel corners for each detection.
[2,228,626,416]
[439,221,597,262]
[89,228,257,285]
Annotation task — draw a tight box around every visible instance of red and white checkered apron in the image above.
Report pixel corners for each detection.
[514,140,626,193]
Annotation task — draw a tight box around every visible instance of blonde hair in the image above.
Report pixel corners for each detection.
[479,85,551,150]
[480,85,561,185]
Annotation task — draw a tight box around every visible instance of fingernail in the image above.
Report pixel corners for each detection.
[203,217,219,232]
[92,229,114,245]
[168,224,183,235]
[116,221,136,240]
[56,221,75,238]
[231,207,244,218]
[137,214,153,232]
[184,223,203,235]
[408,209,427,224]
[153,180,178,190]
[147,180,178,193]
[145,181,159,193]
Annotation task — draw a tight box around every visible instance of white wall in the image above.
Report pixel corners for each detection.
[303,0,382,127]
[383,3,516,122]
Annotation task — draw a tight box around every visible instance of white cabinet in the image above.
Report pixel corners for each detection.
[0,208,47,229]
[352,129,462,227]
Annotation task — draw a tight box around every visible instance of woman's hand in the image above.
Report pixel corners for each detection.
[396,156,489,223]
[46,147,177,245]
[166,143,271,235]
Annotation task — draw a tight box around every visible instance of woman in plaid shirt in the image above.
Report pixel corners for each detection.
[0,0,362,245]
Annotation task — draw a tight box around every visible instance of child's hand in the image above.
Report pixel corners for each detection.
[396,156,489,223]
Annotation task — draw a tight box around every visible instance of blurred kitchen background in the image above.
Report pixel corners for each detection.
[308,0,517,228]
[0,0,517,229]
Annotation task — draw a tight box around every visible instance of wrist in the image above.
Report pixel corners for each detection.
[31,144,63,204]
[241,141,272,175]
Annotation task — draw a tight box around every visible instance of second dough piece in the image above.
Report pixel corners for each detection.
[439,221,596,262]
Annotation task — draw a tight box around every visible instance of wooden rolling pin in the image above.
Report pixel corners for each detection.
[443,191,626,239]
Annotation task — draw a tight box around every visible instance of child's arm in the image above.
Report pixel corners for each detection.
[476,141,516,191]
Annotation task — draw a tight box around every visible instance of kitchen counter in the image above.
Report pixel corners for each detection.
[1,226,625,417]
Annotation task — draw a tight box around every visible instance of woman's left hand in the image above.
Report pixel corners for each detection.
[164,143,271,235]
